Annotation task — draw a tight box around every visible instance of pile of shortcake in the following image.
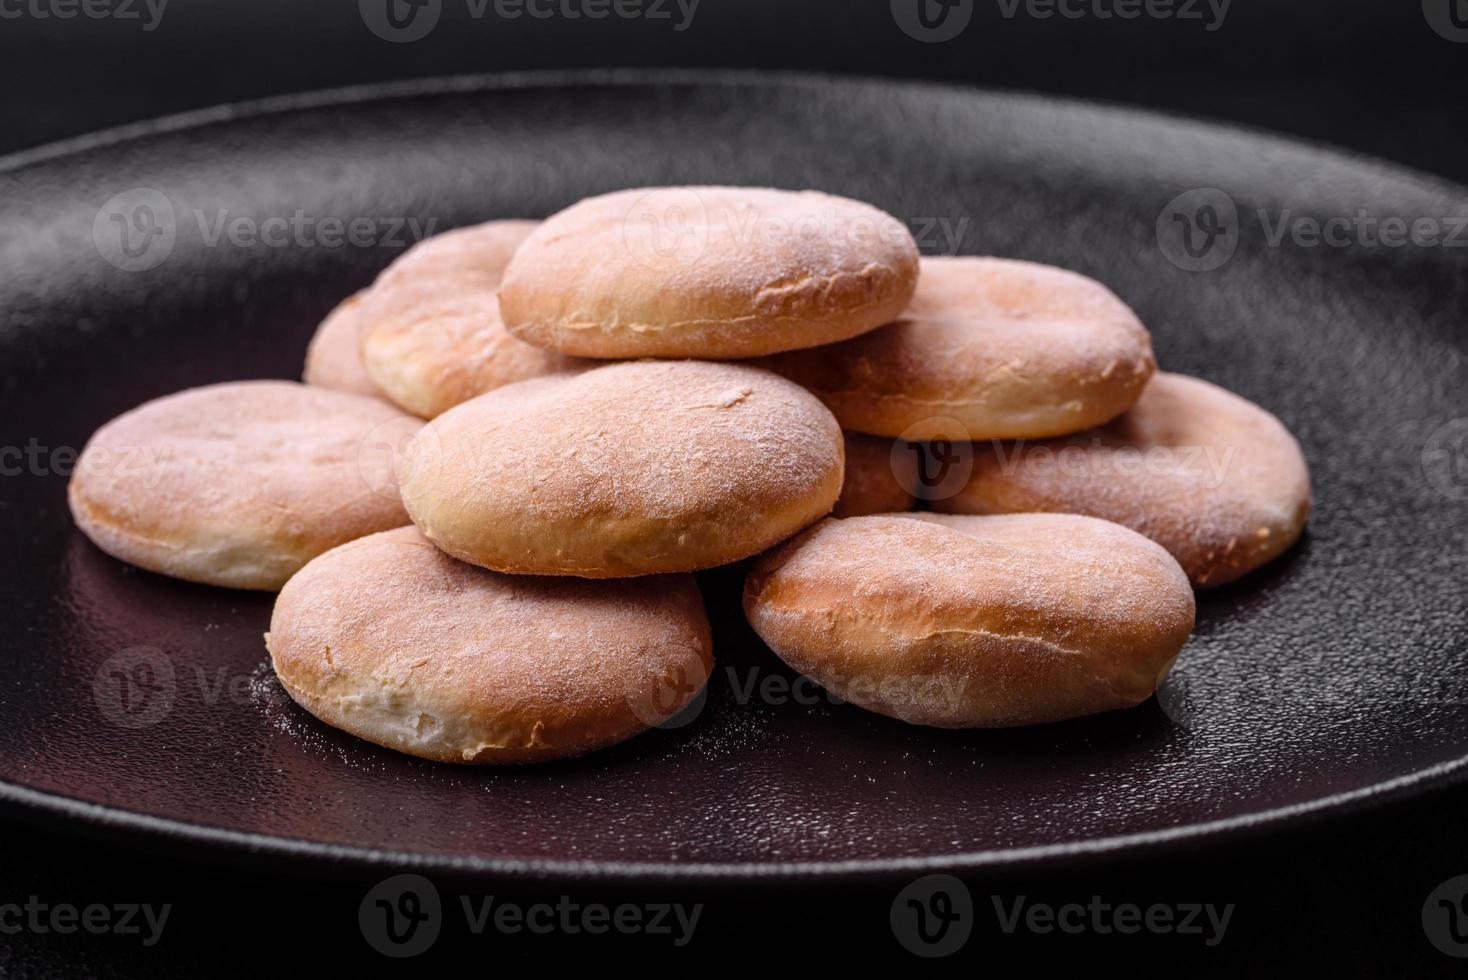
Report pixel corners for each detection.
[69,187,1311,764]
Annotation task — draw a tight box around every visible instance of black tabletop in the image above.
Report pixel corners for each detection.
[3,778,1467,974]
[1,1,1465,973]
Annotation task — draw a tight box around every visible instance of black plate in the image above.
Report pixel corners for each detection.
[1,72,1465,883]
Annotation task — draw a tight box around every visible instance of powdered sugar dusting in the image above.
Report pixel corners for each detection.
[744,514,1195,728]
[401,360,844,573]
[358,220,586,417]
[268,527,713,762]
[940,372,1312,587]
[69,380,422,588]
[760,255,1155,438]
[498,187,920,357]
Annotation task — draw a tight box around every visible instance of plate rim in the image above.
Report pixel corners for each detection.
[7,66,1467,199]
[3,756,1466,884]
[7,68,1468,884]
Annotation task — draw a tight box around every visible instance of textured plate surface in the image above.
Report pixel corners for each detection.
[1,72,1465,882]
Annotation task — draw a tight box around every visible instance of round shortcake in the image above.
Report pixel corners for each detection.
[359,220,585,418]
[303,290,382,399]
[69,381,421,590]
[497,187,920,359]
[761,256,1155,440]
[744,513,1195,728]
[934,372,1312,588]
[398,360,844,577]
[268,527,713,764]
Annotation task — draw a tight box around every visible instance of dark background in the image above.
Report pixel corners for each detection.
[1,0,1465,974]
[3,0,1464,186]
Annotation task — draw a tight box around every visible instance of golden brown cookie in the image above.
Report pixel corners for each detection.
[498,187,920,358]
[360,220,585,418]
[399,361,844,577]
[69,381,421,590]
[303,291,382,399]
[744,513,1194,727]
[761,256,1155,440]
[268,527,712,764]
[934,372,1312,588]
